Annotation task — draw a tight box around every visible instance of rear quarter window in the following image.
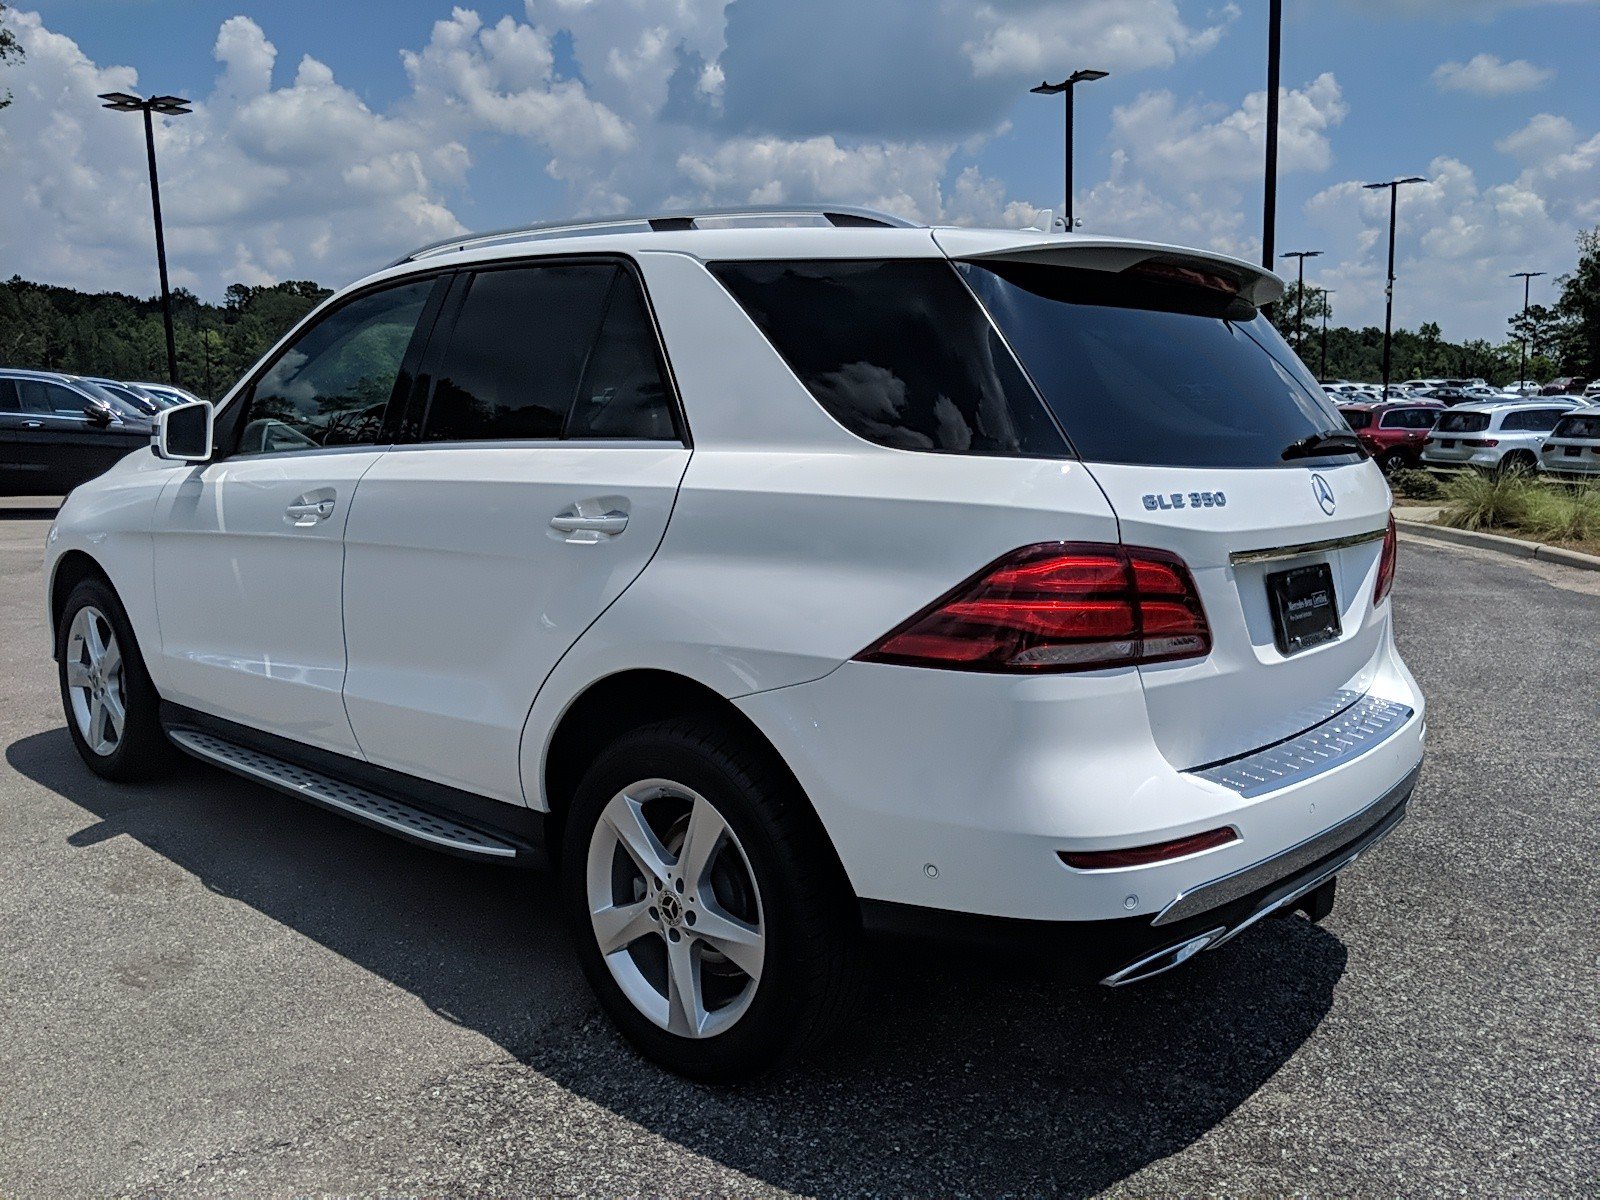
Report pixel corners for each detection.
[709,259,1067,456]
[1342,409,1373,430]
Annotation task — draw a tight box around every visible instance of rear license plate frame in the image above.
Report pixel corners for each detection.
[1266,562,1342,656]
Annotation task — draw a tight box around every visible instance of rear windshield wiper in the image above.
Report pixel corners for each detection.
[1282,430,1364,461]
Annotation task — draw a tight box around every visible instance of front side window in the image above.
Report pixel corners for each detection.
[17,380,94,417]
[960,260,1349,469]
[237,279,432,456]
[709,259,1067,456]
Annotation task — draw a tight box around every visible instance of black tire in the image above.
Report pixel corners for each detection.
[56,576,176,782]
[1378,450,1408,475]
[1499,450,1538,476]
[561,717,862,1082]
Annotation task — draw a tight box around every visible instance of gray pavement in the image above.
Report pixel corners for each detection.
[1,520,1596,1196]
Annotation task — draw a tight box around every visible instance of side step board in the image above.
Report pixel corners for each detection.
[167,727,520,861]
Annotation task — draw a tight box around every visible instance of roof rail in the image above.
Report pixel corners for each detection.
[389,204,921,266]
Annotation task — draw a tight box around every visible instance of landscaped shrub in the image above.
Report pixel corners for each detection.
[1439,471,1600,545]
[1389,468,1443,502]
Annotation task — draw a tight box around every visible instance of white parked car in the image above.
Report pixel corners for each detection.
[1539,406,1600,477]
[44,207,1425,1080]
[1422,398,1584,474]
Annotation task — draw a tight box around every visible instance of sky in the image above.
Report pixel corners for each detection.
[2,0,1597,342]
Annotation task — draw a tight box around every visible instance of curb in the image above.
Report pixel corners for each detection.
[1395,517,1600,573]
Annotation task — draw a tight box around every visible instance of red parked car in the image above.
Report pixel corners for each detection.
[1338,400,1444,473]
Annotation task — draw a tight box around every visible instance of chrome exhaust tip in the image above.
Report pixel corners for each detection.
[1099,927,1226,988]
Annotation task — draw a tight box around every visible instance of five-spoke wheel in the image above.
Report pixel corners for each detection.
[64,605,127,756]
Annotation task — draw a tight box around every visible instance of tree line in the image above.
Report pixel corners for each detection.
[1270,227,1600,385]
[0,277,331,399]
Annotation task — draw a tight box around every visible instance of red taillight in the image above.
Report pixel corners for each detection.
[1373,515,1398,605]
[855,542,1211,673]
[1463,438,1499,448]
[1061,826,1238,870]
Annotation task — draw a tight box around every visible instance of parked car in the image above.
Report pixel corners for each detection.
[43,207,1425,1081]
[1538,406,1600,478]
[1542,377,1589,396]
[80,377,163,417]
[0,368,153,495]
[128,381,206,408]
[1422,398,1583,474]
[1338,400,1443,472]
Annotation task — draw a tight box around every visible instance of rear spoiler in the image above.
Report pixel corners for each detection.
[931,229,1285,309]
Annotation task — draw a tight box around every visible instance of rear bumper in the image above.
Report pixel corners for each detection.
[738,626,1425,925]
[861,762,1417,984]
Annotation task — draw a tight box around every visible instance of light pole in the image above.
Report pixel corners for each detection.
[1031,69,1109,232]
[1280,249,1322,352]
[1262,0,1282,269]
[1320,289,1334,383]
[1509,271,1545,390]
[98,90,191,386]
[1362,176,1427,400]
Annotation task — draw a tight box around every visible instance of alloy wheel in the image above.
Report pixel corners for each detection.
[585,779,765,1039]
[65,605,126,756]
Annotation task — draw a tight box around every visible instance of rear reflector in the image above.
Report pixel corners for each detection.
[1373,515,1398,605]
[855,542,1210,673]
[1061,826,1238,870]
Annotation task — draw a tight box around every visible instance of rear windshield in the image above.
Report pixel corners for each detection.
[1553,413,1600,439]
[1436,411,1490,434]
[1341,409,1373,430]
[711,257,1350,466]
[958,260,1349,468]
[1379,407,1438,430]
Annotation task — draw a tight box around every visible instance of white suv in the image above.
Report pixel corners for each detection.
[1422,398,1583,474]
[44,207,1425,1080]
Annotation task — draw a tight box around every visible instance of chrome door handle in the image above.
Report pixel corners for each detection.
[23,421,42,429]
[549,511,628,535]
[285,490,336,527]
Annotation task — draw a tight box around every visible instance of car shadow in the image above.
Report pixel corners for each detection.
[8,727,1347,1195]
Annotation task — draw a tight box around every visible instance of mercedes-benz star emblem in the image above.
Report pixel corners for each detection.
[1312,473,1337,516]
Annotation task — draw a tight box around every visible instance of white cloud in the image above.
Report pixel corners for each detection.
[965,0,1238,78]
[1432,53,1554,96]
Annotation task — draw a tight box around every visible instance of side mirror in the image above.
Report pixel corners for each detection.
[83,404,113,427]
[155,400,214,463]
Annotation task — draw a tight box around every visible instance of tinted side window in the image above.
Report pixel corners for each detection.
[0,380,20,412]
[1341,409,1372,430]
[22,381,89,417]
[424,265,616,443]
[565,272,678,440]
[710,259,1067,456]
[239,279,431,457]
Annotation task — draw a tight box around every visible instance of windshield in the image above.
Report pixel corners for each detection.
[958,260,1350,469]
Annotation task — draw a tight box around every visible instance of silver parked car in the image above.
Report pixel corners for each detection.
[1422,398,1583,474]
[1539,406,1600,478]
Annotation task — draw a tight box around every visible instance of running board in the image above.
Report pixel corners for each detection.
[168,727,520,861]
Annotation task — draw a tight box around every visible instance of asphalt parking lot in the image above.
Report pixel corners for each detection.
[2,517,1596,1196]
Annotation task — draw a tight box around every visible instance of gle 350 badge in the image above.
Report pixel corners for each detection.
[1142,490,1227,511]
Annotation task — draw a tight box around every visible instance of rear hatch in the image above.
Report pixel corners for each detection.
[942,232,1393,769]
[1424,408,1493,463]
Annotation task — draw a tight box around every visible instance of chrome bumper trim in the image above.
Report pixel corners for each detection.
[1154,762,1420,927]
[1190,693,1414,799]
[1228,526,1387,565]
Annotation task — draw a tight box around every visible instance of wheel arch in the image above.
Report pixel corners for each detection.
[48,550,115,650]
[539,667,852,888]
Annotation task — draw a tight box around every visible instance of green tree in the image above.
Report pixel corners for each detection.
[1553,227,1600,377]
[0,2,23,112]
